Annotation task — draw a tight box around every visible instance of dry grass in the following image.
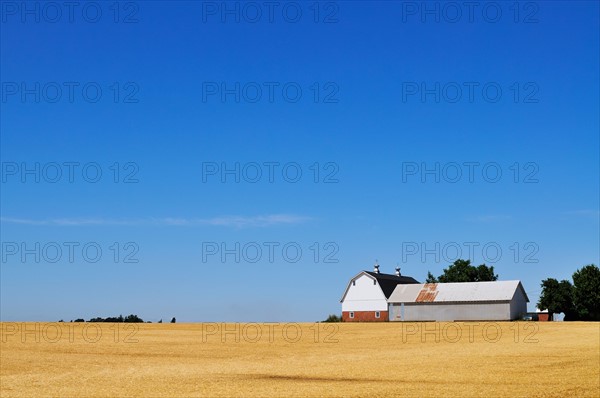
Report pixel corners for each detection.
[1,322,598,397]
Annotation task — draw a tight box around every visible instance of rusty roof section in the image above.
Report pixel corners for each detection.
[416,283,439,302]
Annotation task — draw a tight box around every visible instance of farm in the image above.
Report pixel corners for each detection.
[1,322,598,397]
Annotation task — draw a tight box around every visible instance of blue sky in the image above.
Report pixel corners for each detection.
[1,1,598,321]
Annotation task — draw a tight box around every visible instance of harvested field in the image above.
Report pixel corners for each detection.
[1,322,598,397]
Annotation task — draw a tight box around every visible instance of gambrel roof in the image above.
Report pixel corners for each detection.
[340,271,420,302]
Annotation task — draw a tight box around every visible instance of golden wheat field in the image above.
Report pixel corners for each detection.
[1,322,598,397]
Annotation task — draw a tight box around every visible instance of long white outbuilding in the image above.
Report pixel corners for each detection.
[387,280,529,321]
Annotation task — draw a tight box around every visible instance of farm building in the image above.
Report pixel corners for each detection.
[388,280,529,321]
[535,307,551,321]
[340,264,420,322]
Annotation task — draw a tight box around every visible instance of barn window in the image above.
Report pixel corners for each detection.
[375,311,380,319]
[349,312,354,319]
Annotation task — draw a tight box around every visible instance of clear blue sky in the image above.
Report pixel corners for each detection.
[1,1,598,321]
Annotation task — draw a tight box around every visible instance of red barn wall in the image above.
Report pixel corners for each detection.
[342,311,388,322]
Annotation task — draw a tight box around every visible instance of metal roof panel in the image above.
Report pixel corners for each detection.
[388,280,527,303]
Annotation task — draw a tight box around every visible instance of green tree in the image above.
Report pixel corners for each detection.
[538,278,576,320]
[124,314,144,323]
[427,259,498,283]
[425,271,438,283]
[572,264,600,321]
[475,264,498,281]
[323,314,341,322]
[170,317,176,323]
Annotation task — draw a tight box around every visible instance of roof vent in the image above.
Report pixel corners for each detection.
[374,261,380,274]
[395,267,401,277]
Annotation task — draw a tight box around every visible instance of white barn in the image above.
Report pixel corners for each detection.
[388,280,529,321]
[340,264,420,321]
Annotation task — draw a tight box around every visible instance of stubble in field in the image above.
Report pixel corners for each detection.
[1,322,599,397]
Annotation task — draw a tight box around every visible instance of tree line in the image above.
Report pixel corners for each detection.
[537,264,599,321]
[60,315,177,323]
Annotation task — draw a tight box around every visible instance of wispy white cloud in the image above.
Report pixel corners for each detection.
[0,214,311,228]
[0,217,132,226]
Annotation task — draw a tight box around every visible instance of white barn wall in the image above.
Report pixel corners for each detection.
[389,302,512,321]
[509,289,528,319]
[341,274,388,312]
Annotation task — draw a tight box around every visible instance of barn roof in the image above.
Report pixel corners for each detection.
[387,280,529,303]
[363,271,421,298]
[340,271,420,302]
